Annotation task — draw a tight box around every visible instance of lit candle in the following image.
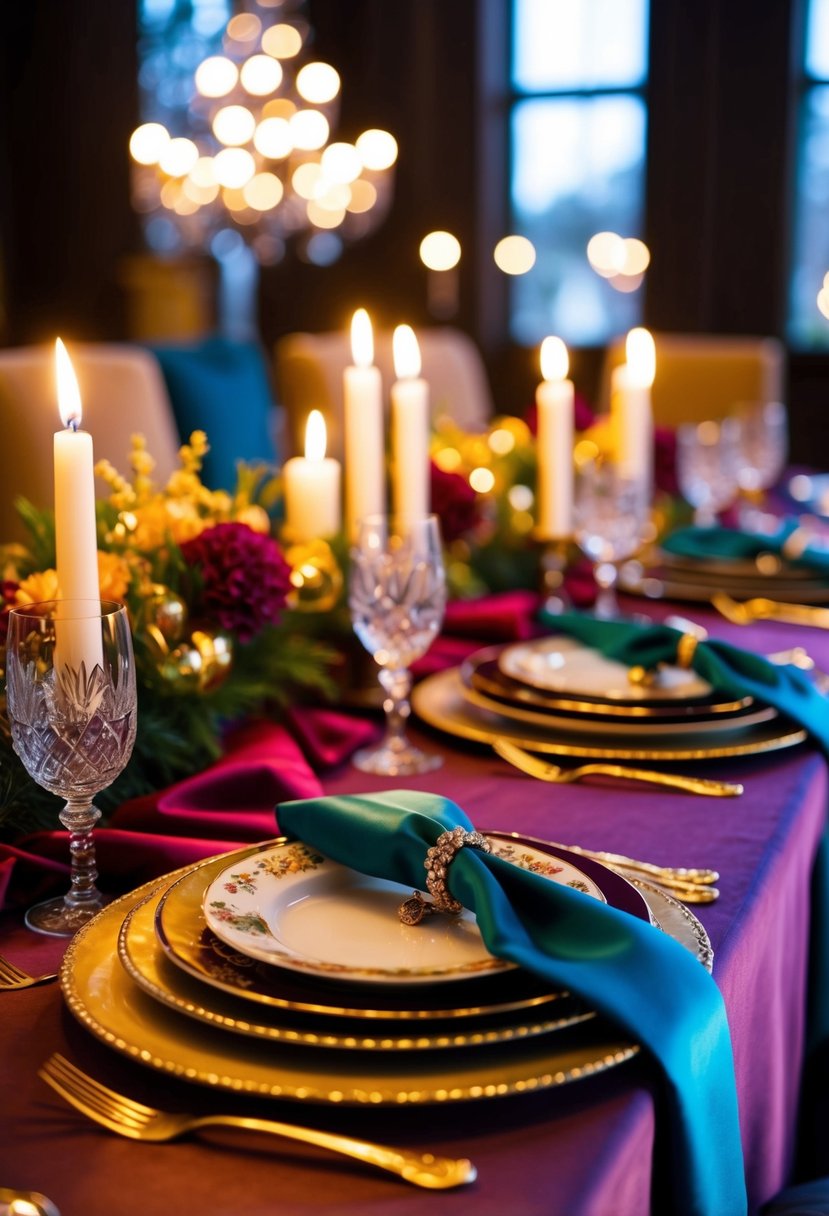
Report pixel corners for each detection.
[535,335,574,539]
[54,338,103,673]
[343,309,385,540]
[391,324,430,521]
[283,410,342,541]
[611,327,655,491]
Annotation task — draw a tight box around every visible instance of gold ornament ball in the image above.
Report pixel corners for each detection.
[141,584,188,645]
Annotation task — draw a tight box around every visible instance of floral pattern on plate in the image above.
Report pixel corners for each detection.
[202,836,605,985]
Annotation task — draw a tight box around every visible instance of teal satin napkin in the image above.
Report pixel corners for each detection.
[542,611,829,753]
[278,788,746,1216]
[663,520,829,575]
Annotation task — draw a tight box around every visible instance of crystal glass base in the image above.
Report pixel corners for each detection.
[24,893,108,938]
[352,741,443,777]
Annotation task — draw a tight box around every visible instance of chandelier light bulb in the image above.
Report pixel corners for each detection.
[296,62,341,104]
[212,105,256,147]
[240,54,283,96]
[195,56,238,98]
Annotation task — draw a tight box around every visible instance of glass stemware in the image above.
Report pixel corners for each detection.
[574,462,649,619]
[734,400,788,528]
[5,600,137,936]
[676,417,742,526]
[349,514,446,775]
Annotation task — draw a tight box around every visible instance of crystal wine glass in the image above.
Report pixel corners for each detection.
[574,461,649,619]
[5,600,137,936]
[735,400,788,528]
[349,514,446,775]
[676,417,742,526]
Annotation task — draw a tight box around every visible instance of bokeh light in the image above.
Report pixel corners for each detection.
[212,105,256,147]
[356,129,398,170]
[214,147,256,188]
[296,62,341,104]
[243,172,284,211]
[262,23,303,59]
[320,142,361,183]
[240,54,283,96]
[195,56,238,98]
[469,467,496,494]
[290,109,330,151]
[254,117,293,159]
[159,137,199,177]
[587,231,627,278]
[493,235,536,275]
[419,230,461,271]
[129,123,170,165]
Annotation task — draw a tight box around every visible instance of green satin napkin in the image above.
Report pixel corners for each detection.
[543,611,829,753]
[663,520,829,575]
[278,788,746,1216]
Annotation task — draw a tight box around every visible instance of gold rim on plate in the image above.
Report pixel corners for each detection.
[156,842,569,1021]
[119,884,596,1051]
[412,667,808,761]
[61,880,639,1106]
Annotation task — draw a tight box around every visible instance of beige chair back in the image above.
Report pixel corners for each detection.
[0,343,182,542]
[598,332,785,426]
[275,326,494,458]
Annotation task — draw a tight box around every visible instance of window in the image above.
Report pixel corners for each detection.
[789,0,829,348]
[509,0,650,347]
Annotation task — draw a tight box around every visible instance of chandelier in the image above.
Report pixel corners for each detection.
[128,1,398,267]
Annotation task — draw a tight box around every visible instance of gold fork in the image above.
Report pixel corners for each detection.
[712,592,829,630]
[493,739,743,798]
[0,952,58,990]
[39,1053,476,1190]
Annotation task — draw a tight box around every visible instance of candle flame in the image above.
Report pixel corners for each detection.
[350,308,374,368]
[540,335,568,382]
[625,327,656,389]
[55,338,83,428]
[392,324,421,379]
[305,409,327,461]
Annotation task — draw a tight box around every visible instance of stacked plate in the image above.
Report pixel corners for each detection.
[60,831,713,1108]
[620,547,829,605]
[411,637,807,760]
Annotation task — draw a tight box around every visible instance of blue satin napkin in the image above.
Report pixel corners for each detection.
[278,788,747,1216]
[663,520,829,575]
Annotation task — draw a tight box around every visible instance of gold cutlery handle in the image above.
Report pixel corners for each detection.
[560,842,719,886]
[187,1115,476,1190]
[580,763,743,797]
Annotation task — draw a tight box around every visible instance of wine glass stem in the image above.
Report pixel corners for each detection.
[378,666,413,755]
[59,799,103,912]
[594,561,620,619]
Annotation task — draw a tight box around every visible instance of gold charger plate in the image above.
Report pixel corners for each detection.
[120,883,594,1050]
[412,667,808,761]
[61,879,638,1106]
[156,843,568,1021]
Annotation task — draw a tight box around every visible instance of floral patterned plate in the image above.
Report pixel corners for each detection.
[201,837,606,985]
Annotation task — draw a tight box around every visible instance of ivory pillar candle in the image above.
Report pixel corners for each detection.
[53,338,103,673]
[611,327,655,492]
[391,324,430,521]
[535,335,574,539]
[343,308,385,540]
[283,410,342,540]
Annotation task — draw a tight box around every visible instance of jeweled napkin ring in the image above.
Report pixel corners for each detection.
[398,827,492,925]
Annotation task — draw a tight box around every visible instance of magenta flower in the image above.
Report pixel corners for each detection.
[180,522,291,642]
[430,463,483,542]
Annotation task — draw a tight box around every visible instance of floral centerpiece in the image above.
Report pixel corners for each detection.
[0,432,339,839]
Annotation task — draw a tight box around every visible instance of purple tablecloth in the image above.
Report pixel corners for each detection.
[1,603,827,1215]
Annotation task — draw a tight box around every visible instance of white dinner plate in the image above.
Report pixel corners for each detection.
[498,637,713,702]
[202,837,606,985]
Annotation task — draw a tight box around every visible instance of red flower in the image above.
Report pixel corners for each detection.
[430,463,483,542]
[180,522,291,642]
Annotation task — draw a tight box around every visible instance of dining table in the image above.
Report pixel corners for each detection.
[1,594,827,1216]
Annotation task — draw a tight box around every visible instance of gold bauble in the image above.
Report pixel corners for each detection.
[141,584,187,646]
[284,540,343,613]
[159,629,234,694]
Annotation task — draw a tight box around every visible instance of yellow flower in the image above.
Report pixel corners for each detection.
[15,569,60,604]
[235,505,271,535]
[97,552,131,602]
